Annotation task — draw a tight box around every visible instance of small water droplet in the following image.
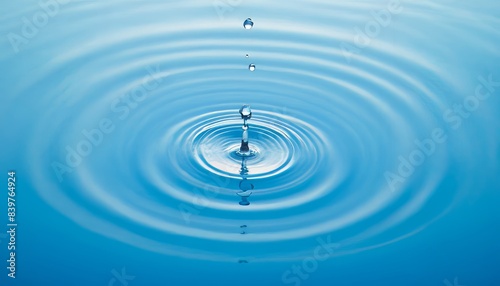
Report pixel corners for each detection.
[248,64,256,71]
[243,18,254,29]
[245,54,249,58]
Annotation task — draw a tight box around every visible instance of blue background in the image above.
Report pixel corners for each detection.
[1,0,499,285]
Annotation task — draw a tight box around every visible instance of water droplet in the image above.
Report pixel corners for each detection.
[239,105,252,120]
[243,18,254,29]
[245,54,249,58]
[248,64,256,71]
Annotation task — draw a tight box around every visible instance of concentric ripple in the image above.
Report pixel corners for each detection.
[171,108,325,181]
[6,0,497,262]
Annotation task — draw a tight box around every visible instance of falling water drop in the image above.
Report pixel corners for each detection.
[248,64,256,72]
[243,18,254,29]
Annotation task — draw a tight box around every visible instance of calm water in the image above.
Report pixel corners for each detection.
[1,0,500,285]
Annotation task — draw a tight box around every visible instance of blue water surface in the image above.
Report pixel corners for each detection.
[1,0,500,285]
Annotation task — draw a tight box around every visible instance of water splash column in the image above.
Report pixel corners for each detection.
[239,105,252,154]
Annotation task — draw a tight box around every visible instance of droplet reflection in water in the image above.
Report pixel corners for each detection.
[237,191,252,206]
[243,18,254,29]
[240,225,247,234]
[248,64,256,71]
